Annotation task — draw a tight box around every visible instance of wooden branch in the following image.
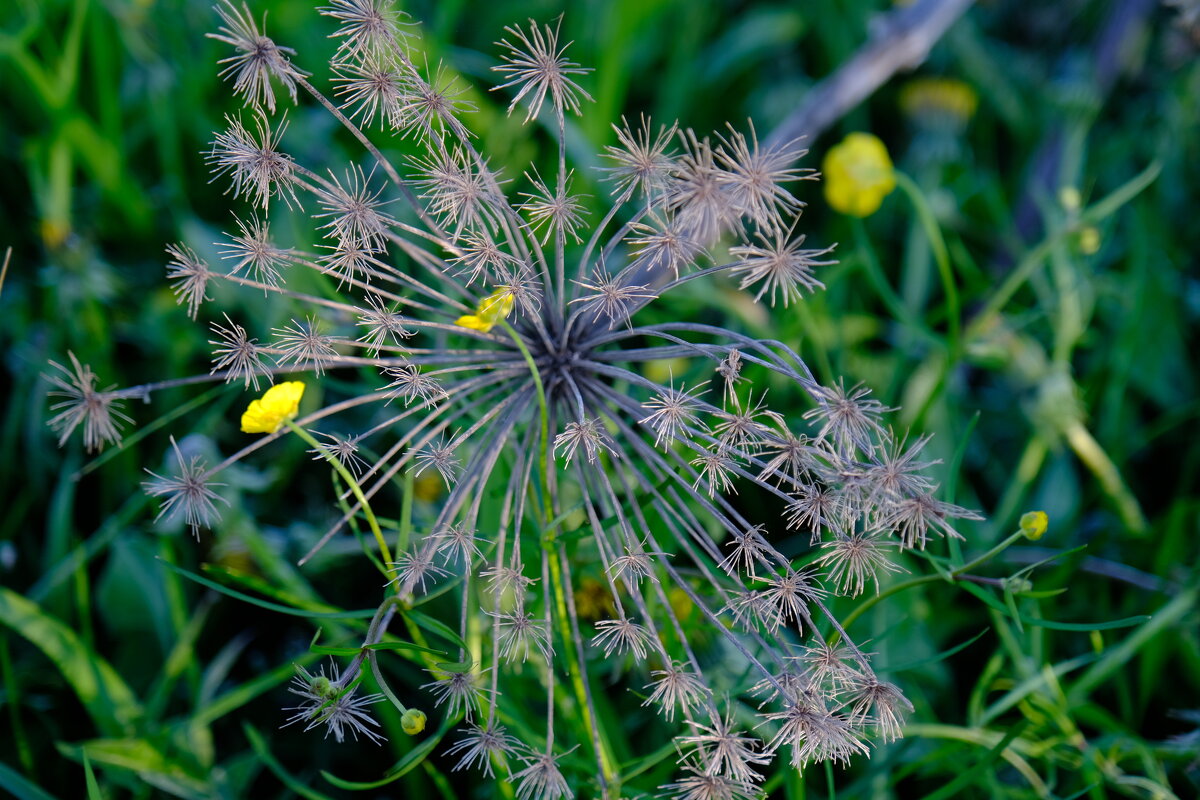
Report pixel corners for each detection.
[765,0,975,149]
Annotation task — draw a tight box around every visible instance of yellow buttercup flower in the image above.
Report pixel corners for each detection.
[240,381,306,434]
[899,78,978,129]
[823,132,896,218]
[455,289,515,333]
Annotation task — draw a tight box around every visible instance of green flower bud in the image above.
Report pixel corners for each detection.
[401,708,427,735]
[1020,510,1048,541]
[309,675,335,698]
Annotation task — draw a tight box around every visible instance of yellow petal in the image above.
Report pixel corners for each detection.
[240,381,306,434]
[455,314,494,333]
[822,132,895,218]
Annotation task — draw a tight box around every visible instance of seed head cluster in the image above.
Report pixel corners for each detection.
[46,2,983,797]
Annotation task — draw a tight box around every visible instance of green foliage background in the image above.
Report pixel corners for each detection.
[1,0,1198,797]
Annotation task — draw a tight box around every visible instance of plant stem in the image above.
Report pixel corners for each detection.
[837,531,1025,634]
[896,171,960,362]
[285,419,394,570]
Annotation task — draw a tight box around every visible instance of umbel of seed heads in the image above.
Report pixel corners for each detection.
[44,2,985,798]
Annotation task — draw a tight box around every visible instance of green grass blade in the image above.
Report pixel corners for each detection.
[320,713,458,790]
[0,587,142,735]
[157,561,375,619]
[958,582,1149,631]
[0,762,61,800]
[243,724,339,800]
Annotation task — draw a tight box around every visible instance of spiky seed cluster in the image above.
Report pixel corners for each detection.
[45,352,133,453]
[45,2,986,796]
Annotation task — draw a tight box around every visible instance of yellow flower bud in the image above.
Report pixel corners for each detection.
[822,133,896,218]
[1077,226,1100,255]
[401,708,427,735]
[455,290,515,334]
[1019,510,1048,541]
[240,381,306,434]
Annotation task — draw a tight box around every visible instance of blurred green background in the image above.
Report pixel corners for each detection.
[2,0,1198,797]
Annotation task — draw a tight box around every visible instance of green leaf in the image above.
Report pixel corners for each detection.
[883,628,990,673]
[194,653,319,727]
[958,582,1148,631]
[403,610,468,653]
[320,714,458,790]
[1066,587,1198,705]
[917,720,1030,800]
[59,740,209,800]
[0,761,61,800]
[243,724,339,800]
[158,561,375,619]
[308,645,363,657]
[363,641,446,656]
[82,752,102,800]
[0,588,142,735]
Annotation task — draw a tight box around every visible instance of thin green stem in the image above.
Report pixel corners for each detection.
[498,322,615,788]
[285,419,394,570]
[499,319,552,520]
[837,532,1026,635]
[896,171,960,362]
[397,468,415,558]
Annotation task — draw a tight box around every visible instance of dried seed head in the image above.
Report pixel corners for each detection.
[331,60,405,129]
[219,213,290,287]
[421,666,493,721]
[272,316,338,375]
[283,662,386,744]
[643,663,709,721]
[430,521,484,565]
[388,546,451,595]
[309,431,369,478]
[714,123,813,232]
[142,437,229,538]
[509,749,571,800]
[803,379,892,457]
[884,490,982,549]
[382,363,448,408]
[680,708,769,784]
[628,213,707,278]
[398,61,476,142]
[729,224,835,307]
[445,722,522,778]
[492,18,593,123]
[414,435,462,486]
[209,0,305,113]
[690,446,737,498]
[320,0,413,64]
[519,169,588,245]
[591,616,657,661]
[356,295,414,356]
[844,674,913,742]
[814,529,905,597]
[553,417,615,465]
[209,314,268,390]
[718,525,772,578]
[668,129,738,245]
[208,111,298,210]
[45,353,132,453]
[315,164,397,252]
[763,695,868,768]
[640,378,707,449]
[165,243,213,319]
[569,268,656,328]
[661,764,761,800]
[601,114,678,197]
[488,610,553,662]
